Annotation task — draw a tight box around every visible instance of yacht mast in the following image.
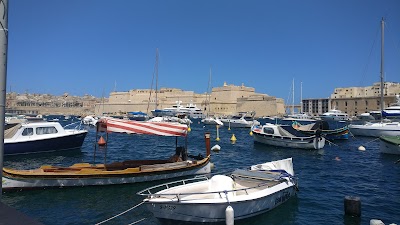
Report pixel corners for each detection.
[155,48,159,110]
[0,0,8,196]
[207,67,212,116]
[380,18,384,119]
[292,78,295,114]
[300,81,303,113]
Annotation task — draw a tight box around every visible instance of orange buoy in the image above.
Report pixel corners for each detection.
[98,136,106,146]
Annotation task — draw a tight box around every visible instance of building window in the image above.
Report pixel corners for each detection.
[355,101,357,106]
[345,101,347,106]
[365,100,368,106]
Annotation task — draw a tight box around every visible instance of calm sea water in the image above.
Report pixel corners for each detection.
[2,119,400,225]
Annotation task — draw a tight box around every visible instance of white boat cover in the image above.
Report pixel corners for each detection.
[250,158,294,176]
[97,118,188,137]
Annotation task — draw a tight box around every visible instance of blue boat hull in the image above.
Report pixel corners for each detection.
[4,132,87,155]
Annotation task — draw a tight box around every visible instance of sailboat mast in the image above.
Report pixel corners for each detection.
[380,18,384,118]
[292,78,294,114]
[207,67,212,116]
[155,48,159,110]
[0,0,8,197]
[300,81,303,113]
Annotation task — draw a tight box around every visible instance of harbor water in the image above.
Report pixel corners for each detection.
[2,119,400,225]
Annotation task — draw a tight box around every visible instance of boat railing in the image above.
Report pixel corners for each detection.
[63,121,86,131]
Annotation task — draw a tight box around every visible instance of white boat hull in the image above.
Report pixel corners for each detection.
[349,123,400,137]
[146,185,296,223]
[380,137,400,155]
[253,132,325,150]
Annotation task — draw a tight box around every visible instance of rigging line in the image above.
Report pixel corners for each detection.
[95,201,145,225]
[384,22,400,73]
[359,22,380,87]
[146,49,158,114]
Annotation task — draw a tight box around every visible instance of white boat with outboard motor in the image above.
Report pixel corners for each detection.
[137,158,297,223]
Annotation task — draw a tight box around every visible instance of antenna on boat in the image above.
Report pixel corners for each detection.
[0,0,8,197]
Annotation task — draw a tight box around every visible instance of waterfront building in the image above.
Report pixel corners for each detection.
[6,92,100,115]
[301,98,329,117]
[95,82,285,117]
[329,82,400,117]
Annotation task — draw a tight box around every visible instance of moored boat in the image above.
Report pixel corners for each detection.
[220,111,260,128]
[379,135,400,155]
[4,121,88,155]
[137,158,297,223]
[349,121,400,137]
[2,118,211,191]
[292,120,349,140]
[251,123,325,149]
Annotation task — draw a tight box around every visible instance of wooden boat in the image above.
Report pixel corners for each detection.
[137,158,297,223]
[251,123,325,150]
[292,120,349,140]
[4,121,87,155]
[379,135,400,155]
[2,118,211,191]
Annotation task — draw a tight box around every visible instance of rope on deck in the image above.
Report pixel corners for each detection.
[95,201,144,225]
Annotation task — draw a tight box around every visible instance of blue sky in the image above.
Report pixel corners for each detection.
[6,0,400,104]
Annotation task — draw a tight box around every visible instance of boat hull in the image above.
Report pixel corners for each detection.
[379,136,400,155]
[2,158,211,190]
[349,124,400,137]
[221,119,260,128]
[253,132,325,150]
[4,131,87,155]
[146,185,296,223]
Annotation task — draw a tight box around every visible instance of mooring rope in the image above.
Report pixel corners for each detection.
[127,217,147,225]
[362,137,380,146]
[95,201,145,225]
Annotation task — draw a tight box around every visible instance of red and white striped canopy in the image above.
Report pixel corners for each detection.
[97,118,188,137]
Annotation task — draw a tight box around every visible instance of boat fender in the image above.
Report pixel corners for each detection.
[98,136,106,146]
[225,206,234,225]
[211,144,221,152]
[369,219,384,225]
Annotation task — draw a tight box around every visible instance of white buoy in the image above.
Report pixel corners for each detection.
[370,219,385,225]
[211,144,221,152]
[358,146,366,151]
[225,205,234,225]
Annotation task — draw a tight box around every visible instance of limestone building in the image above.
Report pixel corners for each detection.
[95,82,285,117]
[302,82,400,117]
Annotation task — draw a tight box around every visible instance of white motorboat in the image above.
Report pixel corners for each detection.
[201,116,223,126]
[153,101,204,119]
[382,95,400,118]
[82,115,98,126]
[220,112,260,128]
[319,109,349,121]
[349,122,400,137]
[137,158,297,223]
[4,121,88,155]
[379,136,400,155]
[251,123,325,150]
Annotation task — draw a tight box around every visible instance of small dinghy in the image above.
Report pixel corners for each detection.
[137,158,297,223]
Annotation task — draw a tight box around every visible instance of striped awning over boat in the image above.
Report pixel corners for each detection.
[97,118,188,137]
